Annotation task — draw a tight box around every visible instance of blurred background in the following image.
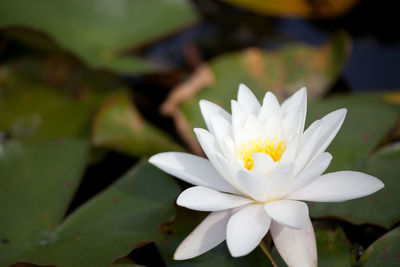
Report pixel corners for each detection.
[1,0,400,266]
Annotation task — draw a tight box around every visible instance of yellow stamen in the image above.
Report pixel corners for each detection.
[237,137,286,170]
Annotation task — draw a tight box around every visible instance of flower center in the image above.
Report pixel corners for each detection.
[237,137,286,171]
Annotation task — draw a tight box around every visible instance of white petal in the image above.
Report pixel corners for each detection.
[194,128,226,177]
[281,87,307,135]
[177,186,252,211]
[259,91,281,121]
[264,200,309,229]
[270,216,317,267]
[298,119,320,152]
[283,108,301,137]
[214,153,254,199]
[280,133,299,163]
[236,170,271,202]
[194,128,219,159]
[294,123,321,176]
[174,210,231,260]
[231,100,248,130]
[263,114,284,139]
[199,100,231,132]
[235,114,265,146]
[266,162,295,197]
[310,108,347,160]
[281,87,306,115]
[226,204,271,257]
[252,153,275,176]
[237,84,261,114]
[149,152,239,194]
[288,171,384,202]
[236,162,294,201]
[280,152,332,196]
[209,115,235,160]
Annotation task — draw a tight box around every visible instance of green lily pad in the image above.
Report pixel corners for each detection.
[0,139,180,266]
[359,226,400,266]
[0,57,116,143]
[167,33,350,149]
[156,207,273,266]
[307,93,400,227]
[92,91,184,157]
[0,0,199,74]
[314,227,353,267]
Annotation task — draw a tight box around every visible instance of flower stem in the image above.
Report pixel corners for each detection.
[259,238,278,267]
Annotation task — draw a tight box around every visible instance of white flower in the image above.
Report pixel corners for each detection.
[149,84,384,266]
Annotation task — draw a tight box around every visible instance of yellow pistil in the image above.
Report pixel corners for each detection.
[237,137,286,170]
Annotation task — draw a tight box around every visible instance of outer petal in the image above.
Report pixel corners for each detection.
[264,200,309,229]
[199,100,231,132]
[177,186,252,211]
[288,171,384,202]
[174,210,231,260]
[194,128,220,160]
[194,128,228,179]
[280,152,332,196]
[226,204,271,257]
[294,124,321,176]
[149,152,239,194]
[209,115,235,161]
[281,87,307,136]
[309,108,347,162]
[238,84,261,114]
[270,216,317,267]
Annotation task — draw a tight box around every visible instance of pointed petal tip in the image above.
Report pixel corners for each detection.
[198,99,205,107]
[375,178,385,191]
[148,152,165,166]
[173,249,187,261]
[238,83,248,89]
[228,247,252,258]
[297,86,307,95]
[334,108,347,119]
[193,127,204,135]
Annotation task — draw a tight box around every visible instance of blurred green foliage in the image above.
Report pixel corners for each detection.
[0,0,198,73]
[92,91,184,157]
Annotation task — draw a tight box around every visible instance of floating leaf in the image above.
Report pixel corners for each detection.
[359,226,400,266]
[156,207,273,267]
[314,227,353,267]
[0,57,116,143]
[0,139,180,266]
[307,93,400,227]
[92,91,183,157]
[221,0,359,19]
[162,33,350,153]
[0,0,199,74]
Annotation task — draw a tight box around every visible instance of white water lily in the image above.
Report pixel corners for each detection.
[149,85,384,266]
